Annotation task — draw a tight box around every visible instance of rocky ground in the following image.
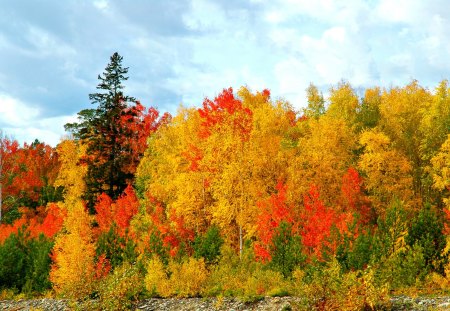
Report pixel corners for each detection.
[2,296,450,310]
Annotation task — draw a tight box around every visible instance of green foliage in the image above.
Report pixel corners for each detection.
[269,221,305,278]
[193,225,224,264]
[23,234,54,293]
[1,205,21,224]
[65,52,136,208]
[0,229,27,290]
[337,229,376,271]
[375,244,426,290]
[406,203,447,274]
[0,229,53,293]
[95,224,137,269]
[373,199,408,261]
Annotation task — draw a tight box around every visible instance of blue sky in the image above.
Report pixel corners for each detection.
[0,0,449,146]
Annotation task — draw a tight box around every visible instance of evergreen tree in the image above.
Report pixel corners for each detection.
[65,52,136,208]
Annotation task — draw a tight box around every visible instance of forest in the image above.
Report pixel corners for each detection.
[0,52,449,310]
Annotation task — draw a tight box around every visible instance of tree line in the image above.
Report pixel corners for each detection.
[0,52,449,310]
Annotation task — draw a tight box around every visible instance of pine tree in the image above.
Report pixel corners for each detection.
[65,52,136,208]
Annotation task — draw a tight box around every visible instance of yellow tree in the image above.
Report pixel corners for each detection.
[430,135,450,209]
[379,81,432,199]
[287,115,357,207]
[420,80,450,202]
[50,140,96,298]
[327,80,360,127]
[204,87,293,252]
[302,83,325,119]
[358,129,414,216]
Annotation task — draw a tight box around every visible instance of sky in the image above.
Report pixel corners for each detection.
[0,0,449,146]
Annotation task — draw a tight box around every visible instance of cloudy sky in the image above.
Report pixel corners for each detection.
[0,0,449,146]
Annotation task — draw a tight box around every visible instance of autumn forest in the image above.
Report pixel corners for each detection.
[0,53,449,310]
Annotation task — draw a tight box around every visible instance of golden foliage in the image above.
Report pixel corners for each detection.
[358,129,414,216]
[144,257,209,298]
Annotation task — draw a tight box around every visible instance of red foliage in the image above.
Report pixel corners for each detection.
[94,185,139,236]
[341,167,373,225]
[147,195,194,257]
[0,203,65,243]
[34,203,66,238]
[95,253,111,279]
[198,87,252,141]
[301,185,333,257]
[254,181,296,262]
[300,185,352,260]
[182,144,203,172]
[113,185,139,232]
[1,140,60,214]
[119,101,172,176]
[94,193,114,234]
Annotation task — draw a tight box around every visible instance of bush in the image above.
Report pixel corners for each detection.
[97,262,143,311]
[168,257,209,297]
[96,224,137,270]
[204,245,257,297]
[375,244,426,290]
[144,256,209,298]
[293,259,388,311]
[269,221,305,278]
[144,256,170,297]
[406,203,447,274]
[243,268,288,301]
[0,229,53,294]
[193,225,223,265]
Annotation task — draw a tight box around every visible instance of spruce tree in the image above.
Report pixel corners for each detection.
[65,52,136,208]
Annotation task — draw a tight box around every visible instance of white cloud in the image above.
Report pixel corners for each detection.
[0,93,77,146]
[0,94,39,126]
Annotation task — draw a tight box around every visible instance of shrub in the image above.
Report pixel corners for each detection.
[144,256,170,297]
[204,245,257,297]
[406,203,447,274]
[97,262,143,311]
[269,221,305,278]
[243,268,288,301]
[193,225,223,264]
[168,257,209,297]
[375,244,426,290]
[144,256,209,298]
[0,229,53,294]
[293,258,388,310]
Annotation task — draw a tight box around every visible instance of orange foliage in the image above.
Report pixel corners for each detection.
[94,185,139,236]
[147,196,194,257]
[94,193,114,233]
[0,203,65,243]
[198,87,252,141]
[340,167,373,224]
[301,185,351,259]
[95,253,111,280]
[254,181,295,262]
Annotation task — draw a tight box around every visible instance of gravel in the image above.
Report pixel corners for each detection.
[2,295,450,310]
